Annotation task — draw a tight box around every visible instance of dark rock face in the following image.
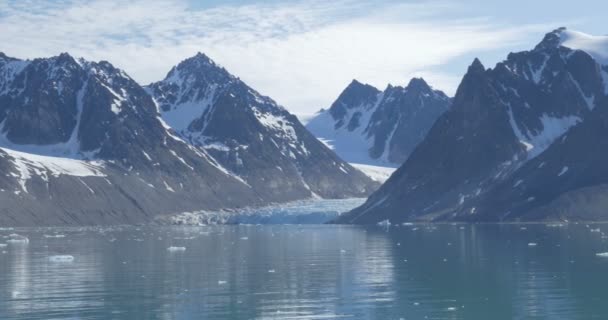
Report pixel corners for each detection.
[147,53,378,202]
[306,77,450,166]
[339,28,608,223]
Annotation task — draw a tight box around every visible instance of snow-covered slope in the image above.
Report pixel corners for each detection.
[350,163,396,183]
[306,78,450,167]
[147,53,378,201]
[340,28,608,224]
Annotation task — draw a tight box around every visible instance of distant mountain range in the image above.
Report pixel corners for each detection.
[338,28,608,223]
[306,78,450,166]
[0,52,377,226]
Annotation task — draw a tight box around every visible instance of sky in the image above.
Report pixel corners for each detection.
[0,0,606,114]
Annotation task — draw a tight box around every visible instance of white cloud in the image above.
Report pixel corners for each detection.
[0,0,551,113]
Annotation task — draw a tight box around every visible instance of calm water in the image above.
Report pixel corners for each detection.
[1,224,608,319]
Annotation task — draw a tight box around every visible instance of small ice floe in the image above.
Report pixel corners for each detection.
[595,252,608,257]
[268,269,276,273]
[402,222,414,226]
[590,228,601,233]
[340,249,347,254]
[0,243,7,248]
[218,280,227,285]
[447,307,457,311]
[377,219,391,227]
[44,234,66,238]
[167,246,186,252]
[528,243,538,247]
[7,234,29,244]
[240,237,249,240]
[49,255,75,263]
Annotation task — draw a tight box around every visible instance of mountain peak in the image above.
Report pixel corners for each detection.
[341,79,380,96]
[180,52,219,69]
[161,52,234,86]
[345,79,377,91]
[468,58,486,73]
[405,77,431,92]
[534,27,568,51]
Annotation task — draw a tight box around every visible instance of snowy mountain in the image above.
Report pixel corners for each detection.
[0,52,376,226]
[306,78,450,166]
[338,28,608,223]
[146,53,378,201]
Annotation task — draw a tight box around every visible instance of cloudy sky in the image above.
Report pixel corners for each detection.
[0,0,606,114]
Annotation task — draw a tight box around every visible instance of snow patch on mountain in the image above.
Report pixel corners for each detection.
[2,147,105,193]
[508,107,581,159]
[0,59,29,95]
[350,163,396,183]
[306,96,393,167]
[161,83,218,131]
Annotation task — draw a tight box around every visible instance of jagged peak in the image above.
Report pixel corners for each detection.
[162,52,234,86]
[345,79,378,91]
[534,27,568,51]
[468,58,486,74]
[405,77,431,92]
[178,52,221,70]
[337,79,380,98]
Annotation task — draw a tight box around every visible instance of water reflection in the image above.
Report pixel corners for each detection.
[0,224,608,319]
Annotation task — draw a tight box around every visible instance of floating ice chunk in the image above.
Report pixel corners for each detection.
[528,242,538,247]
[268,269,276,273]
[44,234,66,238]
[167,246,186,252]
[590,228,601,233]
[402,222,414,226]
[218,280,227,285]
[49,255,74,263]
[377,219,391,227]
[447,307,457,311]
[240,237,249,240]
[596,252,608,257]
[0,243,6,248]
[7,234,29,244]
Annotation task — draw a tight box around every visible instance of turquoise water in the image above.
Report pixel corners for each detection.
[1,223,608,319]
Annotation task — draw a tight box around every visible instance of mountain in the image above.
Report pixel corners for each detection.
[338,28,608,223]
[146,53,378,201]
[306,77,450,166]
[0,52,354,226]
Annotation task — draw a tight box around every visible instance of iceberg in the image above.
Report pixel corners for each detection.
[377,219,391,227]
[167,246,186,252]
[6,234,29,244]
[49,255,75,263]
